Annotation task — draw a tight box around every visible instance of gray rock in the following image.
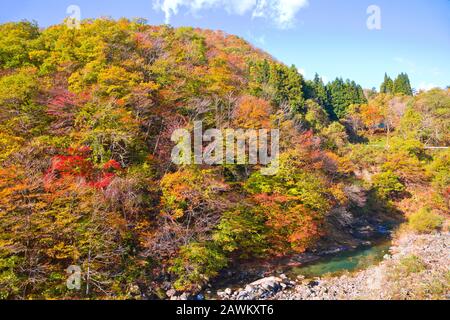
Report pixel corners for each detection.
[166,289,176,298]
[179,293,189,300]
[218,233,450,301]
[250,276,282,288]
[244,285,254,292]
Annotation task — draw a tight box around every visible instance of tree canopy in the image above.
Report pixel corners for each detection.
[0,19,447,299]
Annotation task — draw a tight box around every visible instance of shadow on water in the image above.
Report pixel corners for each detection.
[202,190,404,299]
[287,240,391,279]
[203,238,393,300]
[203,221,396,299]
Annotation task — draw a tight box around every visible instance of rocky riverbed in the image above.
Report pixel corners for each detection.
[216,232,449,300]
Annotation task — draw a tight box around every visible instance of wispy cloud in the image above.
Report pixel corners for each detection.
[394,57,417,74]
[394,57,445,82]
[430,67,442,77]
[417,82,438,91]
[153,0,309,29]
[247,31,267,47]
[297,67,306,76]
[252,0,309,28]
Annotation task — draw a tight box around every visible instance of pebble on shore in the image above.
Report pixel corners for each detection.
[219,233,449,301]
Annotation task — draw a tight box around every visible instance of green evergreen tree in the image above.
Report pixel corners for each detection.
[380,73,394,94]
[303,79,316,101]
[393,73,413,96]
[256,59,271,84]
[326,78,367,119]
[286,65,306,113]
[268,64,305,113]
[251,61,305,112]
[313,73,330,108]
[303,73,333,119]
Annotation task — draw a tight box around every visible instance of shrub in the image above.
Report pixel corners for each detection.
[244,149,332,254]
[372,170,405,199]
[169,242,228,291]
[321,122,349,150]
[398,255,426,275]
[428,149,450,196]
[305,99,329,132]
[213,206,268,257]
[408,208,444,233]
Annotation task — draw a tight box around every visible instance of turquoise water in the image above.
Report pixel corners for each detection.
[206,241,392,300]
[288,242,391,279]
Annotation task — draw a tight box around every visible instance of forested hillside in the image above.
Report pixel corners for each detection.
[0,19,448,299]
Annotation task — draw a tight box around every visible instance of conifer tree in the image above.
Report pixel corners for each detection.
[326,78,367,119]
[380,73,394,94]
[313,73,330,108]
[393,73,413,96]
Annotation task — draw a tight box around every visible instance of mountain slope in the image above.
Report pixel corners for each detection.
[0,19,448,299]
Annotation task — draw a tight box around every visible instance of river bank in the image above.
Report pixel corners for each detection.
[216,232,449,300]
[167,212,399,300]
[194,210,399,299]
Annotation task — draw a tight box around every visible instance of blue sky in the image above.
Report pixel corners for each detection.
[1,0,449,90]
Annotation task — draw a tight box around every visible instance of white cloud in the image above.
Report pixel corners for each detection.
[394,58,446,87]
[228,0,258,15]
[297,68,306,76]
[430,67,442,77]
[153,0,309,29]
[253,0,309,29]
[152,0,257,23]
[394,56,417,74]
[417,82,438,91]
[255,34,266,46]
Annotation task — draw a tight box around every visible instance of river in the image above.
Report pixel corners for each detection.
[287,241,391,279]
[204,240,392,300]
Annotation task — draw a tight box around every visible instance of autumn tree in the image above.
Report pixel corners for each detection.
[0,21,40,69]
[232,95,272,129]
